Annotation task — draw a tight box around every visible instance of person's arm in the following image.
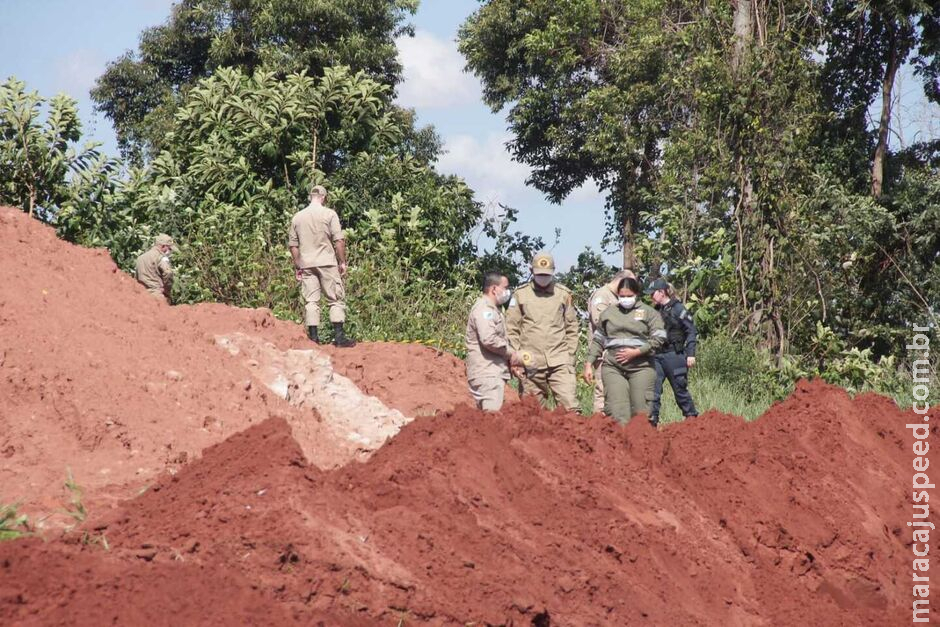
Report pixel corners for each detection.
[505,295,522,351]
[158,256,174,298]
[476,310,512,359]
[563,292,579,362]
[583,320,605,384]
[585,325,605,365]
[678,304,697,357]
[334,239,348,276]
[329,211,348,276]
[288,219,302,275]
[646,309,667,355]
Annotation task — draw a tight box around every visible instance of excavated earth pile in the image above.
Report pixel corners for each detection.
[0,206,472,516]
[0,206,937,626]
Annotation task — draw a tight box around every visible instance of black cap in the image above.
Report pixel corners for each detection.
[644,278,670,294]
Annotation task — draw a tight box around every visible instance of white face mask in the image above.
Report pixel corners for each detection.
[533,274,553,288]
[497,287,512,305]
[619,296,636,309]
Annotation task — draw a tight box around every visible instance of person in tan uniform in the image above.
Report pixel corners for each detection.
[587,269,636,413]
[288,185,355,347]
[135,234,176,303]
[505,252,580,410]
[465,271,523,411]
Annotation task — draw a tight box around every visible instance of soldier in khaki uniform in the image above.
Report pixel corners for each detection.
[584,276,667,423]
[505,252,580,410]
[465,271,523,411]
[587,269,636,413]
[135,234,176,303]
[288,185,355,347]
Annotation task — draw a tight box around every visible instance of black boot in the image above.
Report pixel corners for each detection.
[332,322,356,347]
[306,325,320,344]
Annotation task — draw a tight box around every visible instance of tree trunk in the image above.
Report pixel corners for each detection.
[731,0,753,73]
[621,216,634,271]
[871,29,899,199]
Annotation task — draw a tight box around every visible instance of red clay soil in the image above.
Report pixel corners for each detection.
[1,205,937,625]
[3,387,937,625]
[0,206,471,517]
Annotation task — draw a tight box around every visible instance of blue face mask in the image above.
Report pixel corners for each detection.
[619,296,636,309]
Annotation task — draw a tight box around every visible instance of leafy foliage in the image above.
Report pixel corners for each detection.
[91,0,418,162]
[0,503,29,542]
[460,0,940,366]
[0,78,115,220]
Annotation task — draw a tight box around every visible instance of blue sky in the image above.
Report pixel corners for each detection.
[2,1,938,271]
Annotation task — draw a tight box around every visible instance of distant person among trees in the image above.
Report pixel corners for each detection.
[288,185,355,347]
[135,233,176,303]
[465,271,523,411]
[506,252,580,411]
[587,269,636,414]
[583,276,666,423]
[646,278,699,426]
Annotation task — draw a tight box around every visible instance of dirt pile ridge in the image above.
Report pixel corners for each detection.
[1,205,935,625]
[3,382,935,625]
[0,206,471,518]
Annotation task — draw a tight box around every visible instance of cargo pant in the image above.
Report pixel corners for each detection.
[468,377,507,412]
[592,363,605,413]
[300,265,346,325]
[651,350,698,421]
[601,356,656,424]
[525,363,578,411]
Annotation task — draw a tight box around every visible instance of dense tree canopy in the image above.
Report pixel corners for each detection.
[92,0,418,162]
[460,0,939,359]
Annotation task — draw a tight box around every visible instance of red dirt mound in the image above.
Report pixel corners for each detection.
[0,206,471,518]
[2,382,934,625]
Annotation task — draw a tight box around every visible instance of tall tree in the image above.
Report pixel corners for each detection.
[821,1,940,198]
[0,78,115,220]
[91,0,417,163]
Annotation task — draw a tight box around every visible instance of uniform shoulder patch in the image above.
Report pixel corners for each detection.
[482,310,494,320]
[634,309,646,320]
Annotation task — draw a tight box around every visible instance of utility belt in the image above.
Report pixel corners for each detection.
[662,342,686,354]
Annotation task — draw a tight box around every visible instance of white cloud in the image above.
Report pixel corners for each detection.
[437,133,529,199]
[395,30,478,109]
[437,132,605,209]
[53,49,106,98]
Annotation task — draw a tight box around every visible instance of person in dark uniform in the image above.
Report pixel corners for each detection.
[646,278,699,426]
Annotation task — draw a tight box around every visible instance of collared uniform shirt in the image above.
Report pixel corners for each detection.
[505,282,579,370]
[288,201,344,268]
[465,296,512,382]
[586,302,667,367]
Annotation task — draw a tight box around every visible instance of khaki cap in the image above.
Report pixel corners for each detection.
[531,251,555,275]
[154,234,176,249]
[310,185,327,197]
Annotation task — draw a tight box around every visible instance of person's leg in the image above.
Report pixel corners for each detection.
[300,272,322,333]
[317,266,354,346]
[649,355,667,425]
[526,369,551,406]
[469,378,505,411]
[665,352,698,418]
[317,265,347,323]
[592,363,606,414]
[601,364,632,424]
[628,362,657,421]
[548,363,578,410]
